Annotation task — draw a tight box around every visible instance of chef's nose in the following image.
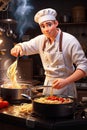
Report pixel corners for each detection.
[44,26,49,32]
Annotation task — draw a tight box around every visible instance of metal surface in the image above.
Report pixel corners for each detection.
[0,83,31,101]
[0,0,10,11]
[33,97,75,118]
[0,19,17,24]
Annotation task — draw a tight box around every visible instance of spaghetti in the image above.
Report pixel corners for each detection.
[34,96,73,104]
[50,87,53,96]
[7,60,21,88]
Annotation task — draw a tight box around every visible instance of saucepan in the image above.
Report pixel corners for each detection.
[0,83,34,102]
[21,93,76,118]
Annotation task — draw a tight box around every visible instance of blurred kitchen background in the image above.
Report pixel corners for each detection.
[0,0,87,94]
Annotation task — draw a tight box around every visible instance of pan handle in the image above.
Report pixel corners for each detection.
[21,93,32,100]
[21,93,45,100]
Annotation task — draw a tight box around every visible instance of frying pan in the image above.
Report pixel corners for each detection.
[22,94,76,118]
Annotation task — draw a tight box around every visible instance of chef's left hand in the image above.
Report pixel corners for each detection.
[52,78,67,89]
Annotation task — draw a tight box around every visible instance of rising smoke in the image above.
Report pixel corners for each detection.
[9,0,34,39]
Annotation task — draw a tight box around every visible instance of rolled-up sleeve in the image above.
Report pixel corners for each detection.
[63,32,87,76]
[70,38,87,75]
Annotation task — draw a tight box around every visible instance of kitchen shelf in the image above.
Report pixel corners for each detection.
[59,22,87,26]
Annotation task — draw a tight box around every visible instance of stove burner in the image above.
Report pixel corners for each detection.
[26,109,87,129]
[29,100,87,120]
[26,106,87,129]
[74,109,86,119]
[30,112,73,120]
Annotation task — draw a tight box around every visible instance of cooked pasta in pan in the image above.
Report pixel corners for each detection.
[34,96,73,104]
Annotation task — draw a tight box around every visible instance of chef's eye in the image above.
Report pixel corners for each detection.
[40,25,45,29]
[47,23,53,27]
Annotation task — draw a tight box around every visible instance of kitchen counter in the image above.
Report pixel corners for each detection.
[0,103,87,130]
[0,105,29,130]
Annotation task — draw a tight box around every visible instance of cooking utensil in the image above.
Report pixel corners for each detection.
[33,95,75,118]
[0,83,32,102]
[21,93,32,100]
[16,53,20,62]
[22,93,76,118]
[0,19,17,24]
[6,28,13,37]
[16,53,20,68]
[21,93,42,100]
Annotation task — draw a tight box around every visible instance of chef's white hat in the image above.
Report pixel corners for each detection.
[34,8,57,24]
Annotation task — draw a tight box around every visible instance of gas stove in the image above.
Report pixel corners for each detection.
[26,102,87,129]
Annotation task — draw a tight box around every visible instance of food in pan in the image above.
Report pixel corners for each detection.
[34,95,73,104]
[1,83,27,89]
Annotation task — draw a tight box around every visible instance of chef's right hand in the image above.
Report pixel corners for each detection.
[10,45,23,57]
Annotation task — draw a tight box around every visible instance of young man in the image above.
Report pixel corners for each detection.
[10,8,87,98]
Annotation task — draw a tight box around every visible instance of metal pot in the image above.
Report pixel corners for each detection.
[22,94,76,118]
[33,95,75,118]
[0,83,32,102]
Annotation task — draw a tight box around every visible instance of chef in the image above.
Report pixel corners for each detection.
[10,8,87,98]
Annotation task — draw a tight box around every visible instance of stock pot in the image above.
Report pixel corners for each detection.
[0,83,32,102]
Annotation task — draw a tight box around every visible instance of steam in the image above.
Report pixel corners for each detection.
[9,0,34,39]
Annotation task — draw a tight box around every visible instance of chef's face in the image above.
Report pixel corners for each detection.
[40,20,58,38]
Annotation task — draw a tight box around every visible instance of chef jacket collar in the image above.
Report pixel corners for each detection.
[55,28,61,42]
[42,28,63,52]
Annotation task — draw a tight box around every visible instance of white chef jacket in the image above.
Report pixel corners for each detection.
[19,28,87,98]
